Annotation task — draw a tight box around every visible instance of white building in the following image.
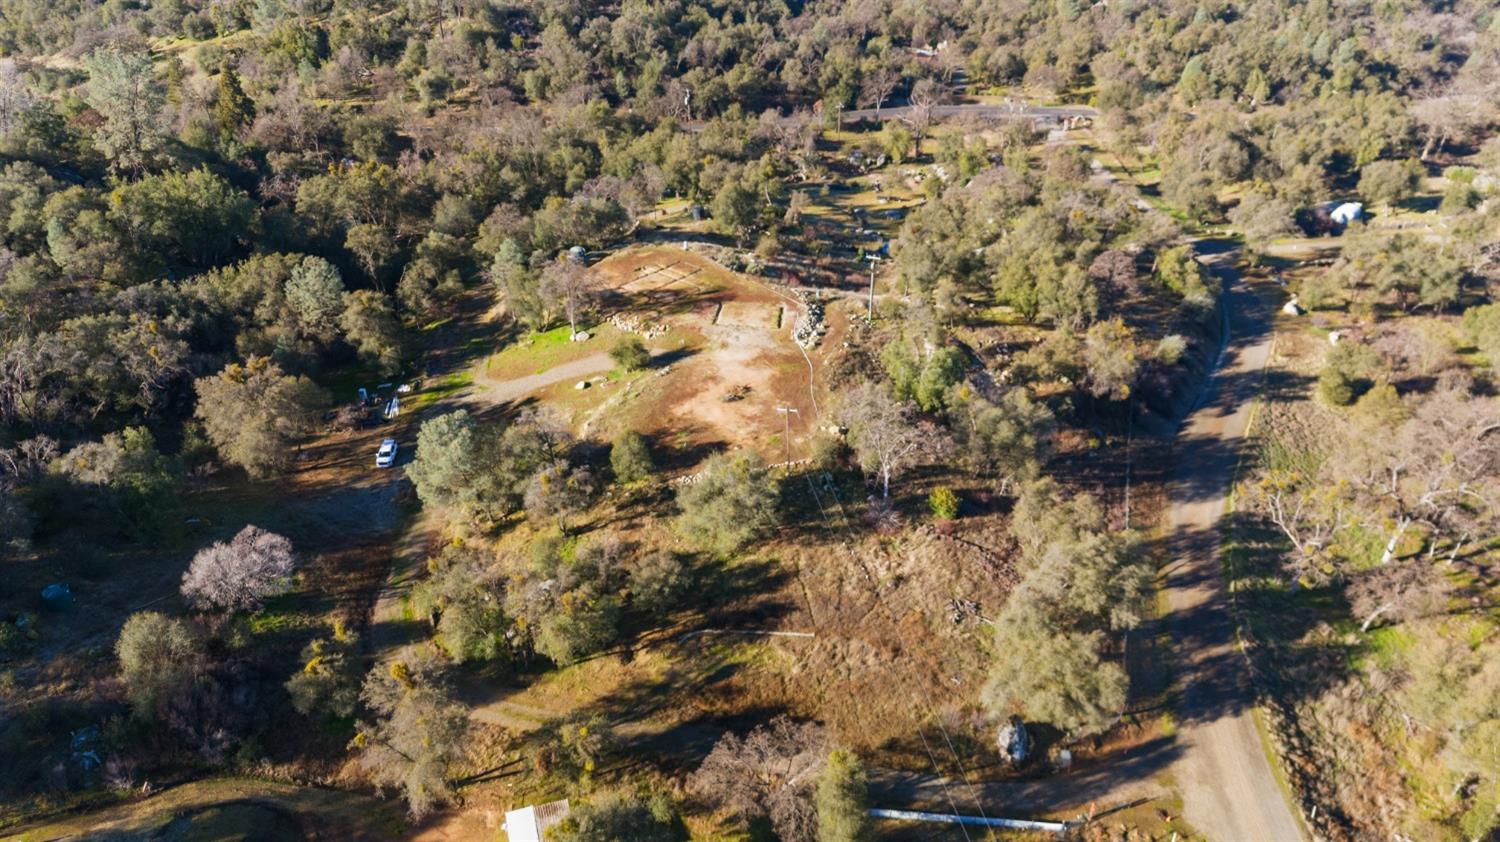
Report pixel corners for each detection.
[503,800,571,842]
[1330,201,1363,225]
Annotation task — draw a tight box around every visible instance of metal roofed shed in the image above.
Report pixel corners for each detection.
[503,799,570,842]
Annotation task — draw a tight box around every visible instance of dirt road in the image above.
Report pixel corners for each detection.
[475,352,614,404]
[1163,254,1305,841]
[839,102,1096,124]
[869,757,1170,822]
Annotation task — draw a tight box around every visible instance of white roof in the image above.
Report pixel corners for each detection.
[1331,201,1363,222]
[503,806,541,842]
[503,800,570,842]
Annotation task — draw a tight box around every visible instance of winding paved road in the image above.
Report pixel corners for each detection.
[1163,251,1305,841]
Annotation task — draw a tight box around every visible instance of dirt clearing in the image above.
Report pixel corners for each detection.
[584,246,819,463]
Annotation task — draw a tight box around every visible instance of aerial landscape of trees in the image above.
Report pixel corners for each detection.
[0,0,1494,838]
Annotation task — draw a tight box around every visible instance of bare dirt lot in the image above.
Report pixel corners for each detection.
[543,246,821,467]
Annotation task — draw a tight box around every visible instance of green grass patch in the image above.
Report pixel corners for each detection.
[408,369,473,411]
[1333,523,1387,571]
[1359,624,1415,670]
[247,602,301,636]
[484,323,620,381]
[1258,430,1323,476]
[1159,710,1178,737]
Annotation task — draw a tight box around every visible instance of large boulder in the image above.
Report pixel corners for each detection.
[996,715,1031,765]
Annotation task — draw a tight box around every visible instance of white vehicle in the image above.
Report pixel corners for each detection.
[375,438,398,468]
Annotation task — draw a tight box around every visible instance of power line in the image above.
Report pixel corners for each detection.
[798,463,996,829]
[811,472,998,828]
[939,721,995,831]
[750,281,997,828]
[919,728,974,842]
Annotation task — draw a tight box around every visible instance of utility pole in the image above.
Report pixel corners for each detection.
[864,254,882,321]
[775,406,799,464]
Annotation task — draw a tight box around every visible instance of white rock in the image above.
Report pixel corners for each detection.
[996,716,1031,765]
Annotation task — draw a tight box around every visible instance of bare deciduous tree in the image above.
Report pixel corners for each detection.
[838,381,948,500]
[689,717,828,842]
[1336,383,1500,565]
[905,77,949,150]
[540,257,604,338]
[1242,468,1352,581]
[1347,561,1451,633]
[1409,64,1500,161]
[1087,249,1141,300]
[859,67,902,115]
[180,525,297,612]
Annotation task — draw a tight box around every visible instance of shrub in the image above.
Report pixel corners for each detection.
[631,550,692,616]
[285,633,361,718]
[610,430,655,485]
[1462,303,1500,372]
[1439,182,1479,215]
[809,434,848,472]
[1319,341,1382,407]
[815,749,870,842]
[116,611,203,719]
[0,614,37,659]
[928,486,960,520]
[1318,367,1357,406]
[1357,158,1423,206]
[535,590,621,665]
[1156,334,1189,365]
[676,450,778,555]
[609,336,651,370]
[549,791,682,842]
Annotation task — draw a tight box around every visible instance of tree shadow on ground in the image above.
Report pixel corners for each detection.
[645,426,730,475]
[1201,513,1359,716]
[868,734,1181,818]
[649,345,699,369]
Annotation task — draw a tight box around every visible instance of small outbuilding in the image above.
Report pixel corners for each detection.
[1330,201,1363,225]
[503,800,571,842]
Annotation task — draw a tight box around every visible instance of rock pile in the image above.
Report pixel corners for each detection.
[609,312,669,339]
[793,291,826,348]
